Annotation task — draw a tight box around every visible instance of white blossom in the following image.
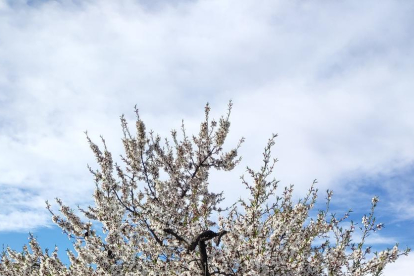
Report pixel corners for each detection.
[0,102,410,275]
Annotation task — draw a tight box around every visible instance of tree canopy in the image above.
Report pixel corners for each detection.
[0,102,410,275]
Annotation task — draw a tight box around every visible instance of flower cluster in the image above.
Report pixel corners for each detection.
[0,102,410,275]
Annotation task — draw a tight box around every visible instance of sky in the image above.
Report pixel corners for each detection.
[0,0,413,274]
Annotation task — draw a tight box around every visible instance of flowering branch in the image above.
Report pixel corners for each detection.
[0,102,410,276]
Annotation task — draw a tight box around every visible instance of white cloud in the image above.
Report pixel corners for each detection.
[0,0,413,242]
[383,254,414,276]
[0,211,49,232]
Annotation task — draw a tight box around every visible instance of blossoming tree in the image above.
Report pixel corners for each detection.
[0,103,410,275]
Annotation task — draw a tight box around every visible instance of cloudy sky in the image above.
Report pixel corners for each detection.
[0,0,413,274]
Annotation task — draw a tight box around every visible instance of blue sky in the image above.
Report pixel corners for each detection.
[0,0,414,274]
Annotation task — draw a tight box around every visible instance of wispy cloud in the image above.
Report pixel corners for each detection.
[0,1,413,257]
